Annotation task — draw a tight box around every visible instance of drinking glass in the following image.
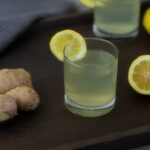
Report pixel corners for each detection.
[93,0,141,38]
[64,38,118,117]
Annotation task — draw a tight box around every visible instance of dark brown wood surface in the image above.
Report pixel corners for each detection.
[0,7,150,150]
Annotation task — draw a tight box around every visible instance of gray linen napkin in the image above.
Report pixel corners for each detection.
[0,0,80,51]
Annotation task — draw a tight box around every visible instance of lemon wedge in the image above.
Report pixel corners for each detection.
[49,30,87,62]
[128,55,150,95]
[143,8,150,33]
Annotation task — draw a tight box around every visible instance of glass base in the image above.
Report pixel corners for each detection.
[64,95,115,117]
[93,24,138,39]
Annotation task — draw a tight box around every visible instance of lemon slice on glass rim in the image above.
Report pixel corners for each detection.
[128,55,150,95]
[49,30,87,62]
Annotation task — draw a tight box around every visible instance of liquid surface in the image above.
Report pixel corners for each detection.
[64,50,118,107]
[94,0,140,35]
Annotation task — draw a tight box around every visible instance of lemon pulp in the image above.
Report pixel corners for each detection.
[128,55,150,95]
[49,30,87,62]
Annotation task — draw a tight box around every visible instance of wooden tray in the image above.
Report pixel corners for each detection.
[0,3,150,150]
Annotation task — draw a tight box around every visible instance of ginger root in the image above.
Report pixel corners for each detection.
[0,68,32,94]
[0,94,17,122]
[7,86,40,111]
[0,68,40,122]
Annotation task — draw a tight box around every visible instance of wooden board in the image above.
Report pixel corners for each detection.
[0,4,150,150]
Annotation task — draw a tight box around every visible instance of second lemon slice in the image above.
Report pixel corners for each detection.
[80,0,109,8]
[49,30,87,62]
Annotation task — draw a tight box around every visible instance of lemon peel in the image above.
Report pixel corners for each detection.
[143,8,150,33]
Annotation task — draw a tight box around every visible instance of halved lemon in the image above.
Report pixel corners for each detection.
[49,30,87,62]
[143,8,150,34]
[128,55,150,95]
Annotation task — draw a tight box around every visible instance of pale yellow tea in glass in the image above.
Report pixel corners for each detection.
[64,38,118,117]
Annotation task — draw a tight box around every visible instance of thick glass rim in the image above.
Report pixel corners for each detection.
[64,38,118,69]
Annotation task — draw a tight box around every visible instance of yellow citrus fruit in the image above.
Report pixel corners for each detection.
[49,30,87,62]
[128,55,150,95]
[80,0,108,8]
[80,0,95,8]
[143,8,150,33]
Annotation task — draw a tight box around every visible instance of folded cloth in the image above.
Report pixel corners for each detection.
[0,0,80,51]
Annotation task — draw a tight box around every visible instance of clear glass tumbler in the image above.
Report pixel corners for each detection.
[93,0,141,39]
[64,38,118,117]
